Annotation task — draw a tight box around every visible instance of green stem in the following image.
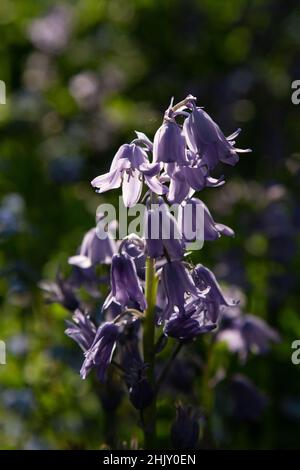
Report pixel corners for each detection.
[142,256,158,449]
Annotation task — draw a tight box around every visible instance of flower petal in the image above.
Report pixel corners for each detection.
[91,168,122,192]
[68,255,92,269]
[122,170,143,207]
[139,162,161,176]
[144,175,168,195]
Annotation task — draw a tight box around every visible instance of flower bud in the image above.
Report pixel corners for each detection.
[129,378,154,410]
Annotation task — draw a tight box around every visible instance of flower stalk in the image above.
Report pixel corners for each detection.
[142,256,158,449]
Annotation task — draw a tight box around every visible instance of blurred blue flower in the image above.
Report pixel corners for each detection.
[2,389,35,417]
[0,194,25,238]
[39,271,80,312]
[171,404,200,450]
[48,155,83,184]
[28,6,73,55]
[229,374,267,421]
[217,309,280,361]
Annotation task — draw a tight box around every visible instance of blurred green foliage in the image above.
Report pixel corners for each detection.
[0,0,300,449]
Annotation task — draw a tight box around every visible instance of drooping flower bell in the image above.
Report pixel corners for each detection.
[167,150,225,204]
[179,198,234,243]
[68,227,116,269]
[91,143,167,208]
[109,253,147,311]
[127,363,154,411]
[65,309,96,351]
[121,235,146,280]
[160,260,199,321]
[118,319,142,373]
[80,322,119,382]
[192,263,236,322]
[68,264,103,298]
[153,107,187,165]
[144,198,184,261]
[164,299,216,341]
[183,104,251,170]
[40,270,80,312]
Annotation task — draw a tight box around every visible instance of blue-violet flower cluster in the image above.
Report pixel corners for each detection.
[43,95,279,448]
